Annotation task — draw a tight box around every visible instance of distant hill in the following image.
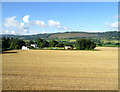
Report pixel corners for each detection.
[1,31,119,40]
[2,34,50,40]
[48,32,97,39]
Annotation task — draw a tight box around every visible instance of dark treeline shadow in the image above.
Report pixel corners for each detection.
[2,51,18,54]
[94,49,101,51]
[1,90,118,92]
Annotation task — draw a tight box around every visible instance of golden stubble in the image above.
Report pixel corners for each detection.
[2,47,118,90]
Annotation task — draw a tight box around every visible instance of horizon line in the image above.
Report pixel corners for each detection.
[1,30,118,36]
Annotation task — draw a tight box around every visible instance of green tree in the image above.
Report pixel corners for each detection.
[10,39,26,49]
[64,42,74,48]
[28,40,35,46]
[2,37,10,48]
[75,39,96,50]
[10,42,15,49]
[42,40,49,47]
[17,40,26,48]
[90,42,96,49]
[15,45,20,49]
[37,38,43,48]
[98,43,102,46]
[56,42,64,47]
[49,40,58,47]
[37,38,49,48]
[29,46,35,49]
[2,37,10,51]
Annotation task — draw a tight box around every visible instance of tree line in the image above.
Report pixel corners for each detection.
[2,37,26,51]
[1,37,96,51]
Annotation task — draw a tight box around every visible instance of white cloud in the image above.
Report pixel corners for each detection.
[34,20,46,27]
[40,30,52,34]
[64,27,69,30]
[19,22,29,29]
[105,21,118,29]
[3,16,70,35]
[1,30,5,34]
[56,25,63,29]
[4,16,19,28]
[2,29,9,34]
[64,29,105,32]
[4,16,28,30]
[23,29,28,33]
[23,15,47,28]
[40,31,47,34]
[20,23,24,27]
[11,30,16,34]
[85,30,105,32]
[48,20,70,30]
[48,20,61,27]
[23,29,27,32]
[56,26,70,30]
[5,29,8,33]
[23,15,30,23]
[29,30,38,35]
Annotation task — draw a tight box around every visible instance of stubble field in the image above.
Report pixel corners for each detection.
[2,47,118,90]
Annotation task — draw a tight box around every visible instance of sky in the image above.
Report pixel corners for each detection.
[2,2,118,35]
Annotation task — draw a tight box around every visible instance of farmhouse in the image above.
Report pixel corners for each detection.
[31,44,37,48]
[64,46,73,50]
[22,46,29,50]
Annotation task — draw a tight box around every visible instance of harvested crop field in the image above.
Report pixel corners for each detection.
[2,47,118,90]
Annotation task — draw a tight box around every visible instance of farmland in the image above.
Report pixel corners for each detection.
[2,47,118,90]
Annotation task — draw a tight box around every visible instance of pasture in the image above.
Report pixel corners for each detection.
[2,47,118,90]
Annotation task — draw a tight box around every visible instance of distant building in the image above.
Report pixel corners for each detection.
[64,46,73,50]
[22,46,29,50]
[44,47,47,49]
[31,44,37,48]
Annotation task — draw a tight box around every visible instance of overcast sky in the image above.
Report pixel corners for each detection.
[2,2,118,35]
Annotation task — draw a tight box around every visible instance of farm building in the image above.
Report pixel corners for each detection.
[22,46,29,50]
[64,46,73,50]
[44,47,47,49]
[31,44,37,48]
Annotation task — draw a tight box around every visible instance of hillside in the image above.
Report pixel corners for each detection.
[1,31,119,40]
[48,32,97,39]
